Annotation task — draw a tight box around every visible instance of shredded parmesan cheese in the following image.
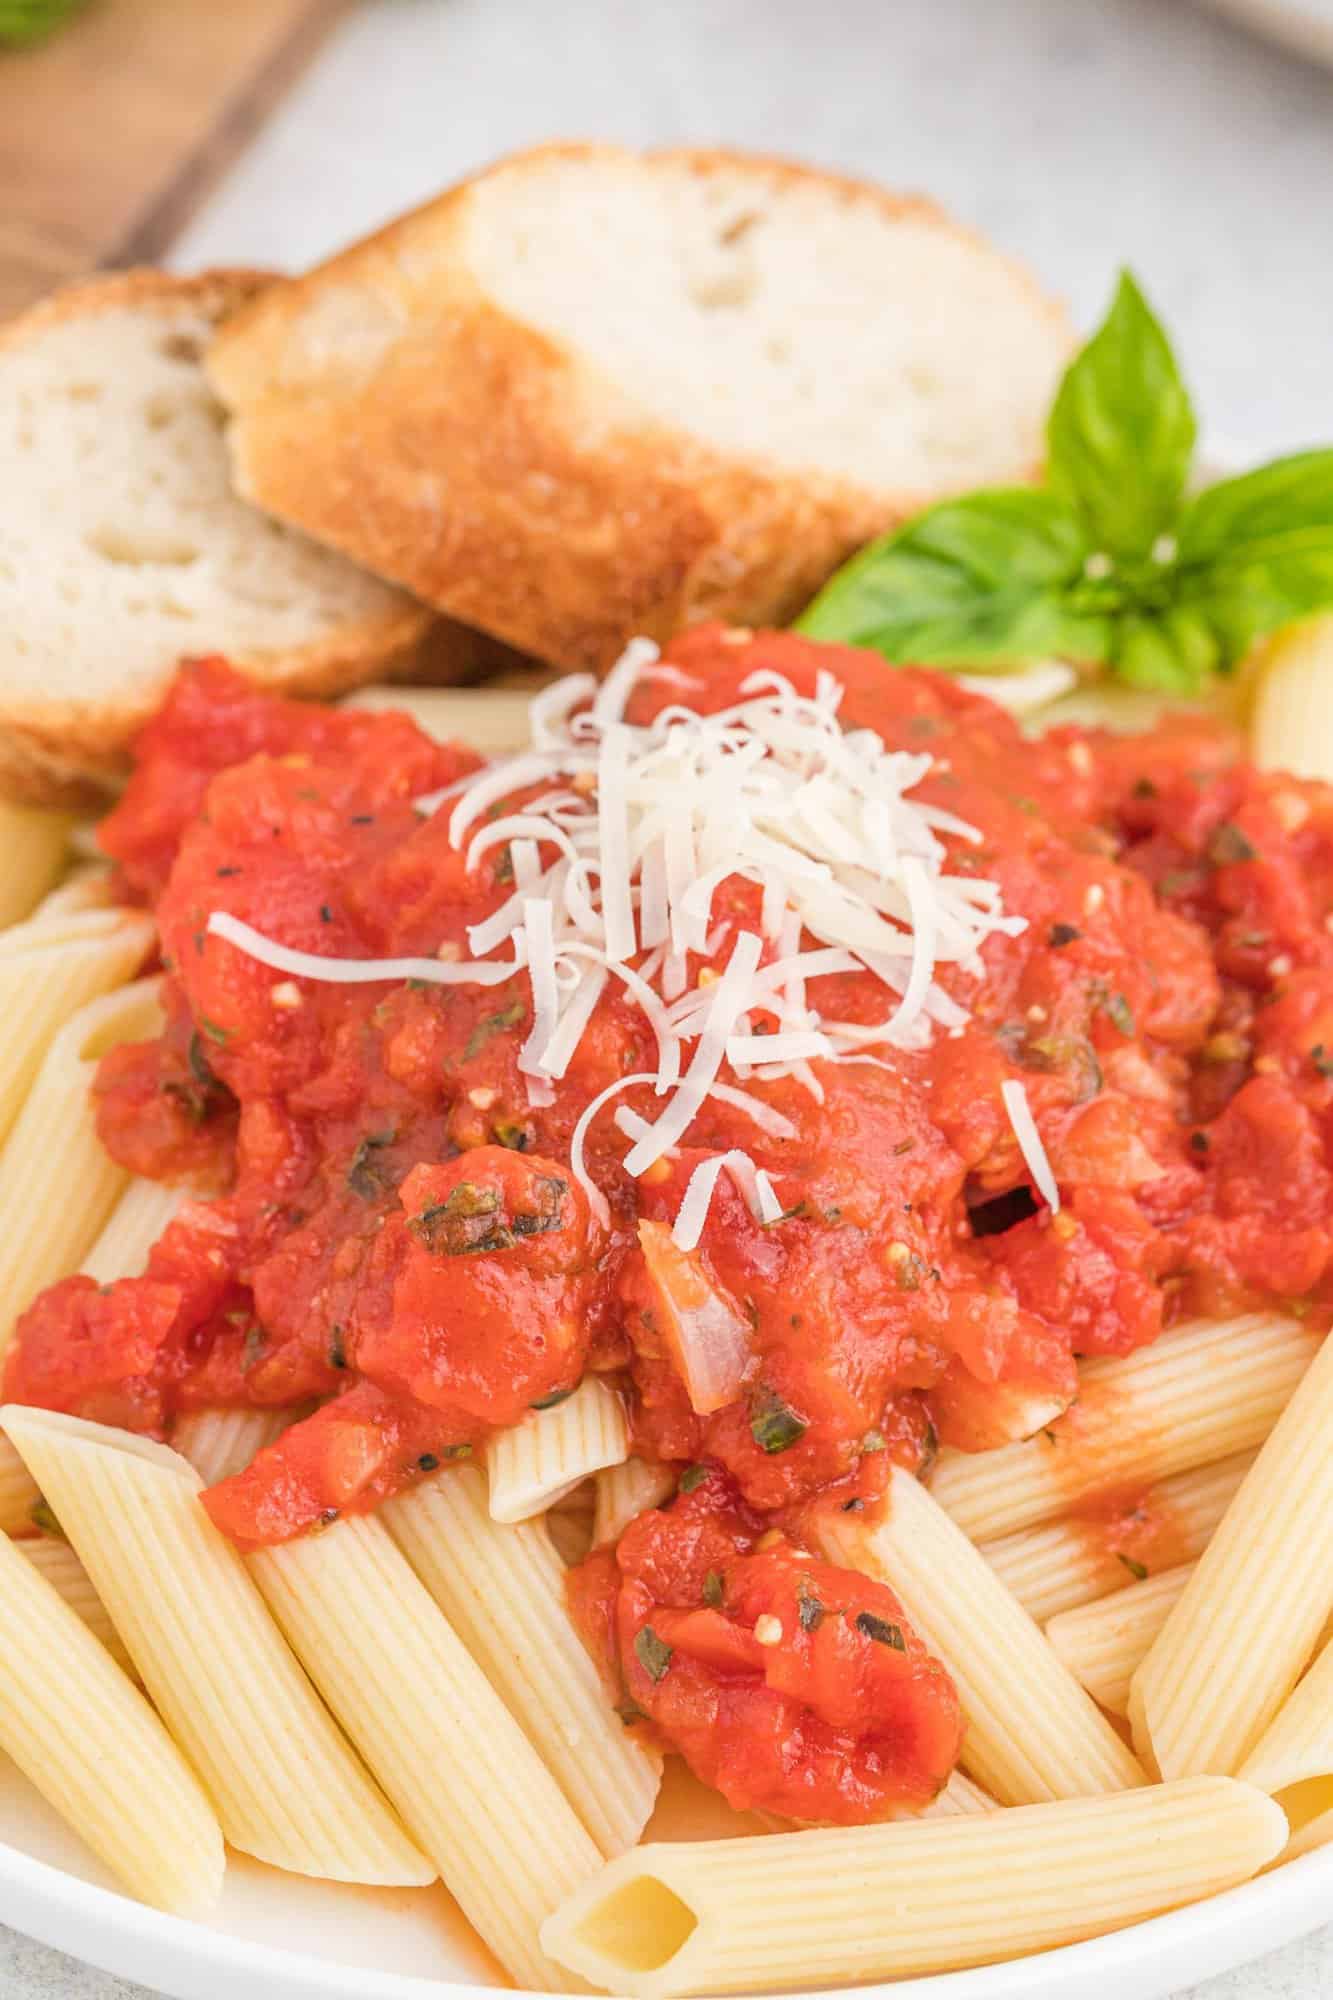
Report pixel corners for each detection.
[207,643,1024,1242]
[1000,1078,1061,1214]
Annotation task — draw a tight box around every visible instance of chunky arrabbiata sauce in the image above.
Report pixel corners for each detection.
[8,628,1333,1823]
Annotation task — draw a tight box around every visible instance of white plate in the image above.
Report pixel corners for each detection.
[0,1747,1331,2000]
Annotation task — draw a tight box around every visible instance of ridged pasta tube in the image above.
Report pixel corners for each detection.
[486,1374,629,1522]
[250,1513,604,1991]
[930,1316,1318,1541]
[0,1528,222,1915]
[1,1407,434,1887]
[815,1464,1146,1804]
[540,1778,1285,1997]
[1131,1330,1333,1779]
[384,1463,661,1858]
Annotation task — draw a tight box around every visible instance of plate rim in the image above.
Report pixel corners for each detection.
[0,1811,1330,2000]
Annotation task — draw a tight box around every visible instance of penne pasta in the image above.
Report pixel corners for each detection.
[344,683,532,756]
[1283,1792,1333,1864]
[0,801,72,930]
[594,1454,677,1546]
[171,1406,295,1487]
[384,1462,662,1859]
[486,1374,629,1523]
[930,1316,1318,1541]
[814,1464,1146,1804]
[0,1407,435,1887]
[80,1176,188,1285]
[0,976,164,1356]
[0,1528,222,1915]
[249,1513,603,1991]
[1044,1564,1193,1717]
[1131,1329,1333,1780]
[926,1769,998,1816]
[0,903,154,1146]
[0,1432,41,1535]
[544,1477,597,1567]
[1251,614,1333,781]
[540,1777,1286,1997]
[18,1532,135,1674]
[980,1451,1255,1624]
[1239,1633,1333,1837]
[23,864,115,921]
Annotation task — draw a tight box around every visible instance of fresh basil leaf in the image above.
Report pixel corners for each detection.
[1047,271,1196,558]
[796,491,1108,666]
[1178,451,1333,560]
[1171,452,1333,666]
[1110,605,1224,693]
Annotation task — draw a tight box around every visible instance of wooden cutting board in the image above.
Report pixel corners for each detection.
[0,0,348,320]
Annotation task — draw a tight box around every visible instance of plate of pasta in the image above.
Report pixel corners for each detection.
[4,146,1333,2000]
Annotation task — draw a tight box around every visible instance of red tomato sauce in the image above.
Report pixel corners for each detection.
[8,632,1333,1825]
[568,1468,962,1823]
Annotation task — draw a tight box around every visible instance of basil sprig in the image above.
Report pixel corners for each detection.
[796,272,1333,693]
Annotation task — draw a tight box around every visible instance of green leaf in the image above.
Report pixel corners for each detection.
[1109,606,1223,693]
[634,1626,674,1684]
[1172,452,1333,667]
[464,998,525,1062]
[0,0,89,46]
[855,1611,906,1650]
[1047,271,1196,557]
[796,490,1107,666]
[749,1388,807,1454]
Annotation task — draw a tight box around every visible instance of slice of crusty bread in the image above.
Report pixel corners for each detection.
[208,144,1075,673]
[0,269,457,808]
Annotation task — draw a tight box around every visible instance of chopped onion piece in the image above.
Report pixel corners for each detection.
[637,1218,751,1412]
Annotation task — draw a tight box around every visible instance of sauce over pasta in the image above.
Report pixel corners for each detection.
[8,627,1333,1824]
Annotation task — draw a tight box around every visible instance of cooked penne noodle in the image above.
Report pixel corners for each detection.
[345,684,532,755]
[249,1513,603,1991]
[1131,1330,1333,1780]
[486,1374,629,1523]
[384,1462,662,1858]
[0,976,164,1355]
[930,1316,1318,1541]
[1239,1632,1333,1829]
[24,865,115,921]
[544,1476,597,1565]
[927,1770,998,1816]
[0,1528,222,1915]
[981,1451,1255,1624]
[18,1532,134,1673]
[0,802,71,930]
[0,904,154,1145]
[80,1177,188,1285]
[1251,615,1333,781]
[814,1464,1145,1804]
[171,1406,295,1487]
[1283,1794,1333,1863]
[0,1432,41,1535]
[1044,1564,1193,1717]
[594,1454,677,1546]
[1,1407,434,1887]
[540,1777,1286,1997]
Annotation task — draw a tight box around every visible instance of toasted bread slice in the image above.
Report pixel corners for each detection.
[208,144,1074,673]
[0,269,472,808]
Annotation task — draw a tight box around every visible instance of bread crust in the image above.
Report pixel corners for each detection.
[0,268,459,809]
[209,143,1074,672]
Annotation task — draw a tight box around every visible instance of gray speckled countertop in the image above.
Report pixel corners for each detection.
[7,0,1333,1992]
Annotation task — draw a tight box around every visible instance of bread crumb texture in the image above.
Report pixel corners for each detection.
[0,271,430,802]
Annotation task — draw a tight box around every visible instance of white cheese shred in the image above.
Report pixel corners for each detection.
[207,638,1024,1244]
[1000,1078,1061,1214]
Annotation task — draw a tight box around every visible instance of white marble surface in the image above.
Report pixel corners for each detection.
[7,0,1333,1994]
